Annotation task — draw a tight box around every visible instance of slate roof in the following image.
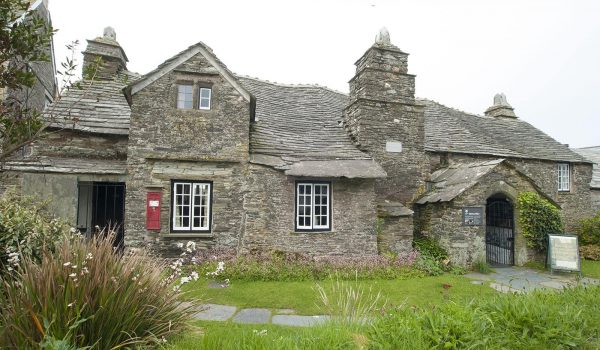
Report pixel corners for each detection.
[238,76,371,161]
[573,146,600,189]
[45,72,138,135]
[416,159,505,204]
[238,76,386,178]
[422,99,589,163]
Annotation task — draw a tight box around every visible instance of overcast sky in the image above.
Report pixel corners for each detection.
[49,0,599,148]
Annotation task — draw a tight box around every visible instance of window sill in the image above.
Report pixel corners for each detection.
[161,233,214,238]
[291,231,334,235]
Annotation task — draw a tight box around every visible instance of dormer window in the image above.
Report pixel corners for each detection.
[557,163,570,192]
[199,87,212,110]
[177,84,193,109]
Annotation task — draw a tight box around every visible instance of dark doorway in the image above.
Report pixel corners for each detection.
[485,194,515,266]
[77,182,125,248]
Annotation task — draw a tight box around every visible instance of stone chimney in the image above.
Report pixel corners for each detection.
[343,28,427,205]
[484,93,517,119]
[82,27,128,80]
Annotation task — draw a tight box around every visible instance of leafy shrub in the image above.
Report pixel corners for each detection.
[412,236,456,276]
[517,192,563,252]
[580,244,600,261]
[413,236,448,262]
[192,249,423,281]
[578,212,600,245]
[0,191,68,272]
[0,234,195,349]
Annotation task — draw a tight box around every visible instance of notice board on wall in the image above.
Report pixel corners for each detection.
[462,207,483,226]
[547,234,580,272]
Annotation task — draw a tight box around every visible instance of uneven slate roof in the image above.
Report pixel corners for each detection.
[45,73,137,135]
[238,76,386,178]
[422,99,589,163]
[2,156,126,174]
[574,146,600,189]
[416,159,505,204]
[238,76,371,160]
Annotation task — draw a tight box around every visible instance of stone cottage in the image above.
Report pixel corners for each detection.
[1,26,595,266]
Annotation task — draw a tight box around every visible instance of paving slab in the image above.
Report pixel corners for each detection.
[272,315,330,327]
[539,280,568,290]
[490,282,521,294]
[192,304,237,321]
[232,308,271,324]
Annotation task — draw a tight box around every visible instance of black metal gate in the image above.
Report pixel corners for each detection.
[485,197,514,266]
[77,182,125,248]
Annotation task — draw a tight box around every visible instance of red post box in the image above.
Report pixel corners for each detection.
[146,192,161,230]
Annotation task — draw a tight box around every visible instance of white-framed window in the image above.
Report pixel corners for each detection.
[171,180,212,233]
[199,87,212,110]
[557,163,570,192]
[177,84,193,109]
[296,182,331,231]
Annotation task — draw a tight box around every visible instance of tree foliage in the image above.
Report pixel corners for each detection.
[516,192,564,252]
[0,0,54,161]
[578,211,600,245]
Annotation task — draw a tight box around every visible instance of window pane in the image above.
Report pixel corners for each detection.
[200,88,211,98]
[200,98,210,108]
[177,85,193,109]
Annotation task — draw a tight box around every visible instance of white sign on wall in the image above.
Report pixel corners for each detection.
[386,141,403,153]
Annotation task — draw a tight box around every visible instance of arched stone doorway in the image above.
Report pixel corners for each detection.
[485,194,515,266]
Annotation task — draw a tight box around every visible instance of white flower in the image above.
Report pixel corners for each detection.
[8,252,18,258]
[71,265,77,269]
[68,302,75,308]
[180,276,190,284]
[190,271,199,281]
[63,262,71,267]
[176,242,184,249]
[185,241,196,253]
[69,273,77,278]
[85,253,93,261]
[70,227,77,234]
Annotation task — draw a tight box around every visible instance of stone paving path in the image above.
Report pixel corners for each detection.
[188,267,599,327]
[466,266,599,293]
[191,304,329,327]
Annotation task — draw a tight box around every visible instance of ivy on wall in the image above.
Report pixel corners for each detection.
[516,192,564,252]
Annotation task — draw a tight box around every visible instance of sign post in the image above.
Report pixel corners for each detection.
[547,234,581,277]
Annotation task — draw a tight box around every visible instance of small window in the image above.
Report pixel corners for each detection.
[296,182,331,231]
[171,180,212,233]
[177,84,193,109]
[199,87,212,110]
[557,163,570,192]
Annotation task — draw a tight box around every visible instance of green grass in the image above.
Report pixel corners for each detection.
[163,320,360,350]
[182,274,495,315]
[166,285,600,350]
[582,259,600,279]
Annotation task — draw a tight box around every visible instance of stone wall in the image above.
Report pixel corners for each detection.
[416,162,544,266]
[377,215,413,255]
[125,50,251,254]
[592,190,600,213]
[241,163,379,256]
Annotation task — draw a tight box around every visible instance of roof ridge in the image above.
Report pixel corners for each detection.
[236,74,348,96]
[418,97,490,119]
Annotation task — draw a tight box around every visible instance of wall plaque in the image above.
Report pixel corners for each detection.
[547,234,580,272]
[462,206,483,226]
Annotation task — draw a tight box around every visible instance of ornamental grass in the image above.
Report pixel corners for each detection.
[0,233,196,349]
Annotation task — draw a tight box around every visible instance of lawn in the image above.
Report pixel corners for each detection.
[582,259,600,279]
[182,274,495,315]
